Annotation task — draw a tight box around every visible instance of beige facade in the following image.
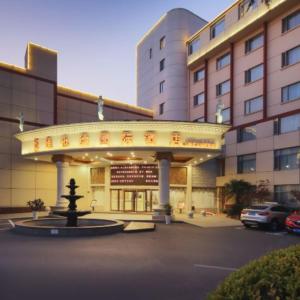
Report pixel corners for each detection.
[0,43,153,212]
[187,0,300,206]
[137,0,300,207]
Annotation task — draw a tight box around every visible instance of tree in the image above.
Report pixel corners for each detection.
[253,180,271,203]
[290,190,300,207]
[224,179,254,205]
[224,180,254,217]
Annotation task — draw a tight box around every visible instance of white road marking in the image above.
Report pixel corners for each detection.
[8,220,15,228]
[194,264,237,271]
[266,231,287,236]
[234,227,244,230]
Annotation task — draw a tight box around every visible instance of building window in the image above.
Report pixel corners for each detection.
[274,185,300,204]
[237,154,256,173]
[194,117,205,122]
[274,147,300,171]
[282,45,300,67]
[282,81,300,103]
[159,81,165,94]
[216,53,231,70]
[221,107,230,124]
[245,64,264,84]
[244,96,263,115]
[194,68,205,83]
[275,113,300,134]
[239,0,260,19]
[193,93,205,106]
[237,126,256,143]
[216,80,230,96]
[282,10,300,33]
[160,59,165,71]
[160,36,166,49]
[188,38,201,55]
[159,103,165,115]
[245,33,264,54]
[210,18,225,39]
[149,48,152,59]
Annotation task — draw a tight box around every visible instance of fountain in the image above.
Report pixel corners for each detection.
[53,178,90,226]
[13,179,124,236]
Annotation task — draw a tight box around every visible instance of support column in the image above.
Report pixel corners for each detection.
[52,155,72,209]
[186,165,193,213]
[155,152,173,210]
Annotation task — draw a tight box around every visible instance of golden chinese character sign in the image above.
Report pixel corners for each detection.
[99,131,110,145]
[121,131,133,145]
[61,135,69,147]
[80,132,89,146]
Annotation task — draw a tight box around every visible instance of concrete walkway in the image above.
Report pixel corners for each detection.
[0,211,240,228]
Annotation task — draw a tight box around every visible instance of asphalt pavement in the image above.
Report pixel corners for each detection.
[0,223,298,300]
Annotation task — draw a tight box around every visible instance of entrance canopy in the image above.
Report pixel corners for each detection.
[15,121,230,165]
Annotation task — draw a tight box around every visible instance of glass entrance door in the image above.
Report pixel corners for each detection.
[110,189,157,212]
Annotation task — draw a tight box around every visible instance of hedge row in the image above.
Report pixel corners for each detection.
[208,244,300,300]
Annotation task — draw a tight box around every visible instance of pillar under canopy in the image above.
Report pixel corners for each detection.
[156,152,173,209]
[52,155,72,208]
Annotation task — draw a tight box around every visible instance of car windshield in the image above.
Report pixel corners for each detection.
[249,205,269,210]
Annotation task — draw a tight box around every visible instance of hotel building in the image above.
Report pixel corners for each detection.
[1,0,300,215]
[138,0,300,208]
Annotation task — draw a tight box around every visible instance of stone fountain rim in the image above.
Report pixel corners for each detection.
[12,218,125,237]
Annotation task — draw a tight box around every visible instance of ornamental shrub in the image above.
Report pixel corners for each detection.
[207,245,300,300]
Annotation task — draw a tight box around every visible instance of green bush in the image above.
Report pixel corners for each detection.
[207,245,300,300]
[226,203,244,217]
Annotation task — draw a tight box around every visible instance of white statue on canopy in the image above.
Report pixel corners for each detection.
[98,96,104,121]
[215,99,224,124]
[17,112,24,132]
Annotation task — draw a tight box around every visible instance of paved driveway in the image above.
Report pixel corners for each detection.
[0,223,298,300]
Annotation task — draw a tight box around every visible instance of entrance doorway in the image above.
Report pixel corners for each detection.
[110,189,158,212]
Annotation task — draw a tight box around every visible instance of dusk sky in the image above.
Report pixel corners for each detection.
[0,0,232,105]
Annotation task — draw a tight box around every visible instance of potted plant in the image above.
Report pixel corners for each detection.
[27,199,45,220]
[164,204,172,225]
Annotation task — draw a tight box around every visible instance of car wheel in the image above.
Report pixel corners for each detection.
[244,223,251,229]
[269,219,279,232]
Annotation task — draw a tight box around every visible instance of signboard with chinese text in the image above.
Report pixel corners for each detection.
[111,164,158,186]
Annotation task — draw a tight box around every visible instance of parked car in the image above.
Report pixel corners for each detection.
[240,202,290,231]
[285,210,300,234]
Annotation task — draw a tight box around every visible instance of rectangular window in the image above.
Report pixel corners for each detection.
[244,96,263,115]
[159,81,165,94]
[149,48,152,59]
[221,107,230,124]
[193,93,205,106]
[282,46,300,67]
[239,0,259,19]
[216,53,231,70]
[194,117,205,123]
[274,185,300,204]
[160,36,166,49]
[210,18,225,39]
[160,59,165,71]
[277,113,300,134]
[237,154,256,174]
[237,126,256,143]
[282,81,300,103]
[274,147,300,171]
[194,68,205,83]
[282,10,300,33]
[159,103,165,115]
[216,80,230,96]
[245,33,264,54]
[188,38,201,55]
[245,64,264,84]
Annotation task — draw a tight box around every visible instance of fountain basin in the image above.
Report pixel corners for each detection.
[13,218,124,237]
